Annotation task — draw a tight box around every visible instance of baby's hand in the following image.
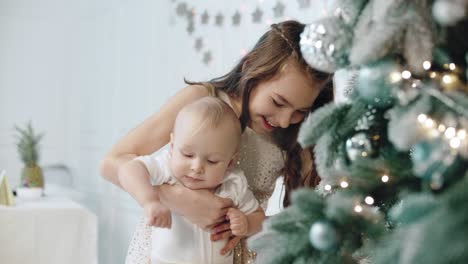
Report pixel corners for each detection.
[143,201,172,228]
[226,208,248,236]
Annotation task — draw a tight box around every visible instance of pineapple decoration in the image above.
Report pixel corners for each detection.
[15,122,45,188]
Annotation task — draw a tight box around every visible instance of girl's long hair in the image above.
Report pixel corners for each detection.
[186,20,334,207]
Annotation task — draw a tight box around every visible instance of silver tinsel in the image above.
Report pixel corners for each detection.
[300,16,352,73]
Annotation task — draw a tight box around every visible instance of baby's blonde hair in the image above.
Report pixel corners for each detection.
[174,97,241,151]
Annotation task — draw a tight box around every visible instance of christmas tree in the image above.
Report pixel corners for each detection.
[250,0,468,263]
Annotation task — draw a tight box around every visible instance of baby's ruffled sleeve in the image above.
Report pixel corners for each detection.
[134,149,174,186]
[218,170,259,214]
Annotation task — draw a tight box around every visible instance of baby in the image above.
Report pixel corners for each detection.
[119,97,265,264]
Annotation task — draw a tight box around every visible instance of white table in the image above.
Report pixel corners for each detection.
[0,195,97,264]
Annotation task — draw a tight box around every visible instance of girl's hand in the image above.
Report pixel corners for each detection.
[158,184,234,229]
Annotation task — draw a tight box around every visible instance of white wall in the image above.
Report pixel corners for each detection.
[0,1,336,263]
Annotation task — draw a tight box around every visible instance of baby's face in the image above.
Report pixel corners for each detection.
[169,119,237,190]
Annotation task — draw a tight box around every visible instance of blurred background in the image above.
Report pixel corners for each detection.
[0,0,346,263]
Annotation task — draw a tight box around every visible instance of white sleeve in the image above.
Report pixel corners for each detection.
[133,149,174,186]
[217,170,259,215]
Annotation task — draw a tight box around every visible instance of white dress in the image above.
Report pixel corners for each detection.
[125,90,285,264]
[126,149,260,264]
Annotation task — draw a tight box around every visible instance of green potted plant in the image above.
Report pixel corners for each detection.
[15,122,45,189]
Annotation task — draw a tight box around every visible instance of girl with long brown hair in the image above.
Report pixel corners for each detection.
[100,20,334,263]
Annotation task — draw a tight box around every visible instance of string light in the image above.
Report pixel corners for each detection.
[381,175,389,183]
[457,129,466,140]
[389,71,402,83]
[449,63,456,71]
[340,180,349,188]
[417,114,428,123]
[354,205,363,213]
[450,137,461,149]
[364,196,374,205]
[438,124,446,132]
[442,74,454,84]
[445,127,456,139]
[423,61,431,70]
[424,118,435,128]
[401,70,412,79]
[429,72,437,78]
[324,184,332,191]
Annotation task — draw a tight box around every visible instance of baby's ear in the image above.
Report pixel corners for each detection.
[228,152,238,169]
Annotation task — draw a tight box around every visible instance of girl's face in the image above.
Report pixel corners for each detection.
[248,62,321,134]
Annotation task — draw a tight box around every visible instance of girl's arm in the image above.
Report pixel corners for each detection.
[99,84,209,188]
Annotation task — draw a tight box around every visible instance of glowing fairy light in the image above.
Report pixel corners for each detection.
[417,114,428,123]
[449,63,456,71]
[423,61,431,70]
[457,129,466,140]
[340,181,349,188]
[381,175,389,183]
[389,71,402,83]
[429,72,437,78]
[401,70,412,79]
[442,74,454,84]
[354,205,363,213]
[445,127,456,139]
[364,196,375,205]
[450,137,461,149]
[438,124,446,132]
[324,184,332,191]
[424,118,435,128]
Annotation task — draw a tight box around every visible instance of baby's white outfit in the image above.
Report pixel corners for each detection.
[126,149,259,264]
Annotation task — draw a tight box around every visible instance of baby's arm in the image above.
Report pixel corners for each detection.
[119,160,171,228]
[226,206,266,237]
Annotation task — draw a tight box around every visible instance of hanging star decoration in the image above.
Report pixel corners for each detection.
[201,10,210,24]
[252,7,263,23]
[273,1,286,18]
[297,0,311,9]
[232,10,241,26]
[194,37,203,52]
[215,12,224,27]
[176,2,188,16]
[203,51,212,65]
[185,8,195,23]
[187,21,195,34]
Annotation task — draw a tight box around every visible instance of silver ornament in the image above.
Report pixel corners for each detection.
[432,0,467,26]
[300,17,352,73]
[326,0,367,25]
[345,132,377,161]
[309,220,340,251]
